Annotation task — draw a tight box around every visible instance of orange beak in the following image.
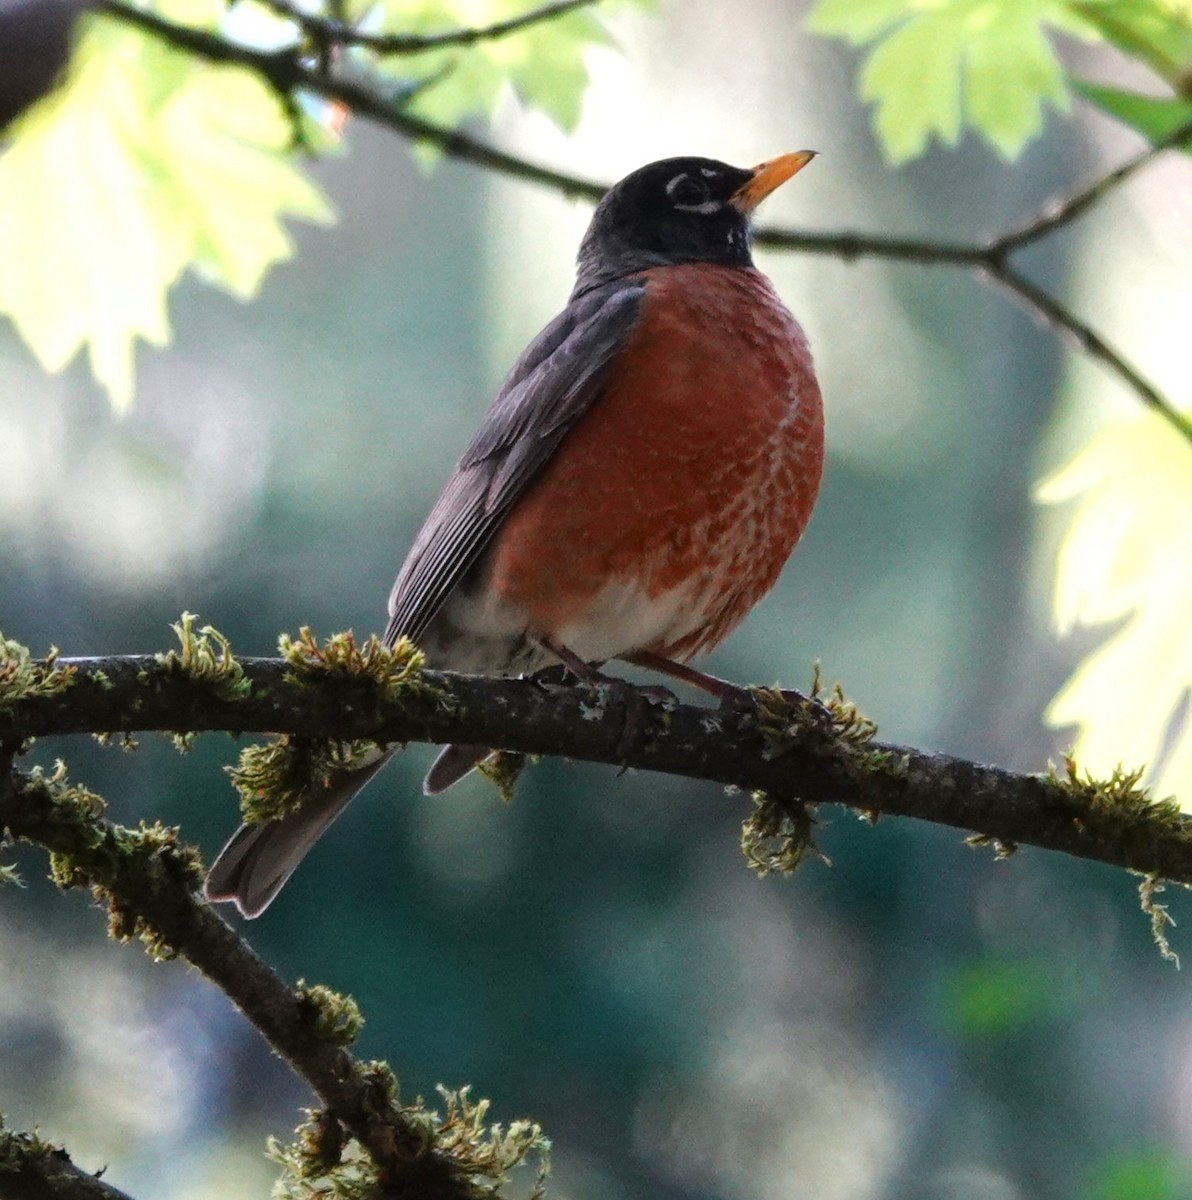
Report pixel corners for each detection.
[729,151,817,214]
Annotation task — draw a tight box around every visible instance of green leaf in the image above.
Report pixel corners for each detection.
[1038,409,1192,808]
[807,0,1093,162]
[367,0,635,137]
[1073,0,1192,91]
[805,0,916,44]
[1075,80,1192,146]
[0,0,333,411]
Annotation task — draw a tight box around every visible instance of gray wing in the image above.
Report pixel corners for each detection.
[384,279,646,647]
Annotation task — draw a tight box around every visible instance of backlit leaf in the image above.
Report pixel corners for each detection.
[365,0,632,137]
[1076,81,1192,147]
[1038,412,1192,807]
[807,0,1093,162]
[1073,0,1192,90]
[0,0,333,410]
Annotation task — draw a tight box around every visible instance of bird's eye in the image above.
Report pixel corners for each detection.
[666,174,714,211]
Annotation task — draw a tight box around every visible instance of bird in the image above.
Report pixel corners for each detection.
[205,151,825,918]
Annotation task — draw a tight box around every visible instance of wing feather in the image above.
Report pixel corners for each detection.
[385,279,645,647]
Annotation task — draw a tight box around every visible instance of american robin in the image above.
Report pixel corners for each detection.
[206,152,824,917]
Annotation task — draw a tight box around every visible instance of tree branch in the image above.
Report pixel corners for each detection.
[0,755,527,1200]
[90,0,1192,452]
[3,653,1190,886]
[989,115,1192,254]
[0,1122,137,1200]
[252,0,598,57]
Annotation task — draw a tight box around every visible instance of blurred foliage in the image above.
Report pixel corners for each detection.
[1076,80,1192,142]
[0,0,642,409]
[375,0,643,141]
[1073,0,1192,148]
[806,0,1192,162]
[1089,1148,1192,1200]
[805,0,1089,161]
[1039,413,1192,806]
[0,0,333,411]
[1075,0,1192,91]
[1,0,1190,407]
[938,957,1065,1037]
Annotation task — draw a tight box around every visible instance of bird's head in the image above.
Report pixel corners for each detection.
[574,152,815,294]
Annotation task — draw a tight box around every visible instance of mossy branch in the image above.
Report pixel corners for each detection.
[0,1116,137,1200]
[0,760,545,1200]
[2,641,1191,887]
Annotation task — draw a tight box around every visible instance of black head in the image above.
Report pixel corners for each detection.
[574,153,815,296]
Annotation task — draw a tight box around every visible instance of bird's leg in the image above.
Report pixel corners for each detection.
[538,637,675,758]
[538,636,613,688]
[623,649,832,725]
[621,650,742,702]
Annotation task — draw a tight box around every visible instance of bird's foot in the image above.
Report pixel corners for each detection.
[538,636,676,761]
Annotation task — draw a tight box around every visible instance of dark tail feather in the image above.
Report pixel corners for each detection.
[423,743,490,795]
[205,749,395,918]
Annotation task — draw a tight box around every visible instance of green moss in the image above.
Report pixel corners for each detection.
[426,1085,550,1197]
[270,1124,379,1200]
[740,791,830,877]
[817,672,878,747]
[93,731,140,752]
[28,759,107,826]
[0,630,76,711]
[93,822,203,959]
[296,981,364,1046]
[155,611,251,701]
[965,833,1019,860]
[280,626,434,703]
[227,628,448,825]
[20,763,199,960]
[749,667,877,763]
[1138,875,1179,967]
[270,1078,550,1200]
[476,751,532,805]
[1046,757,1189,963]
[0,1117,61,1173]
[226,735,384,823]
[749,685,827,761]
[1048,755,1183,829]
[854,747,910,777]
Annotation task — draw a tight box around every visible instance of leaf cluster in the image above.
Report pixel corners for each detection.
[808,0,1192,161]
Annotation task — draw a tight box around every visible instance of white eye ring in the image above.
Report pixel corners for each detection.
[666,173,722,214]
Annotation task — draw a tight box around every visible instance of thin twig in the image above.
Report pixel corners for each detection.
[253,0,598,57]
[984,259,1192,445]
[991,115,1192,254]
[88,0,1192,450]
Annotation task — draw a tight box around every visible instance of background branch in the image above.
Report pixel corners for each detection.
[0,1123,137,1200]
[253,0,597,57]
[3,653,1190,886]
[91,0,1192,450]
[0,757,513,1200]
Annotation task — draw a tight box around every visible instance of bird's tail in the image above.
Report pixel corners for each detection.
[423,743,491,795]
[204,748,395,918]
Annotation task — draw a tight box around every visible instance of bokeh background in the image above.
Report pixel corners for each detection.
[3,1,1192,1197]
